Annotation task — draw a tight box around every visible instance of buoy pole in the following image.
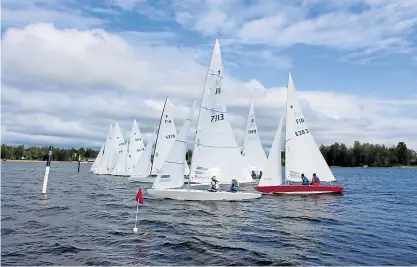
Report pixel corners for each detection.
[77,154,81,172]
[42,146,53,195]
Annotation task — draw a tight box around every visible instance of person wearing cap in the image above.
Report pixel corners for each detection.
[208,176,219,192]
[301,173,310,185]
[251,170,257,180]
[230,178,239,192]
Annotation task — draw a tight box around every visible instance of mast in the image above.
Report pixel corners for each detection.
[188,39,220,189]
[150,96,168,176]
[284,73,291,185]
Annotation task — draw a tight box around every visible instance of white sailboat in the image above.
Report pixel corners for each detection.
[89,143,104,172]
[257,116,284,186]
[150,97,177,176]
[242,100,267,174]
[109,122,125,174]
[112,120,145,176]
[111,140,128,176]
[148,39,260,201]
[126,119,145,173]
[94,124,116,175]
[255,73,343,194]
[128,130,157,182]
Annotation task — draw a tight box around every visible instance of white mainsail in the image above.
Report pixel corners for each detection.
[151,97,177,175]
[94,124,115,175]
[110,122,125,172]
[111,141,128,176]
[242,100,267,172]
[189,38,253,185]
[131,131,157,177]
[151,106,194,189]
[285,73,336,183]
[126,119,145,174]
[90,144,104,172]
[258,116,284,186]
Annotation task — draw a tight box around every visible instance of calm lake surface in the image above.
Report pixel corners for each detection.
[1,162,417,266]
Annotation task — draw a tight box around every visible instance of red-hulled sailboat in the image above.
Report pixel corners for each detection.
[254,73,344,195]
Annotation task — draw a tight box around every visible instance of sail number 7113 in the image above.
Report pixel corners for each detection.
[211,114,224,122]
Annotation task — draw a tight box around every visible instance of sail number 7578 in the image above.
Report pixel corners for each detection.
[211,114,224,122]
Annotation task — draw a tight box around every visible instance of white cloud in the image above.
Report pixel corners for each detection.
[1,0,105,28]
[169,0,417,59]
[2,23,417,151]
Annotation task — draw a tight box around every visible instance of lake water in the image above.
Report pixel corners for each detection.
[1,162,417,266]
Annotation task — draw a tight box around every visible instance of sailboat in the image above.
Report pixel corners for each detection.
[129,99,188,183]
[241,100,267,175]
[108,122,125,174]
[254,73,344,195]
[94,124,116,175]
[112,120,146,176]
[125,119,145,173]
[147,39,260,201]
[89,143,104,172]
[128,130,157,182]
[256,116,284,187]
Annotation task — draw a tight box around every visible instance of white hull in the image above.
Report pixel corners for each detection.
[128,176,189,184]
[147,188,261,201]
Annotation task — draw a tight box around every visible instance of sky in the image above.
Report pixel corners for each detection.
[1,0,417,151]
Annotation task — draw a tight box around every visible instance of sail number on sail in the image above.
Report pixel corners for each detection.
[296,118,305,124]
[248,129,257,134]
[295,129,309,136]
[135,137,142,141]
[211,114,224,122]
[166,134,176,139]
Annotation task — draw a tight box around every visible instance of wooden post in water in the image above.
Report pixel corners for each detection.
[77,154,81,172]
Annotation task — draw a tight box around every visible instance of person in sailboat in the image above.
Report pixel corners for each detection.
[230,178,239,192]
[310,173,320,186]
[208,176,220,192]
[258,171,263,179]
[251,170,257,180]
[301,174,310,185]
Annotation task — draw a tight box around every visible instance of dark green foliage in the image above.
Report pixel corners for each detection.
[1,144,99,161]
[1,141,416,166]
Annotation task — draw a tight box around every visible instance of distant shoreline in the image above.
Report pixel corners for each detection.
[2,160,416,168]
[2,160,92,163]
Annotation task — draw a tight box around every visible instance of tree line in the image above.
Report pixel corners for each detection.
[1,145,99,161]
[2,141,417,167]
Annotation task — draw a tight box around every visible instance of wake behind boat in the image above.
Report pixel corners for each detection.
[254,73,344,195]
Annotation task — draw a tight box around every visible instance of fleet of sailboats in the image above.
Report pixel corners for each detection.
[90,38,344,200]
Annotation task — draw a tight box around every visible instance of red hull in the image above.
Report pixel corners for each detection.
[254,185,344,195]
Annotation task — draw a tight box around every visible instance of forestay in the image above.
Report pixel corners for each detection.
[242,100,267,172]
[258,116,284,186]
[189,39,252,185]
[285,73,336,183]
[131,131,156,177]
[151,98,177,175]
[152,105,194,189]
[126,119,145,173]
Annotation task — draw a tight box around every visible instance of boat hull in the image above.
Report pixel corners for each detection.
[147,188,261,201]
[254,185,344,195]
[128,176,189,184]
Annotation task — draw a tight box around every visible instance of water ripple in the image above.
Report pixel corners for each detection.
[1,162,417,265]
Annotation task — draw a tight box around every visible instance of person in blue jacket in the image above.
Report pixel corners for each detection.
[301,173,310,185]
[230,178,239,192]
